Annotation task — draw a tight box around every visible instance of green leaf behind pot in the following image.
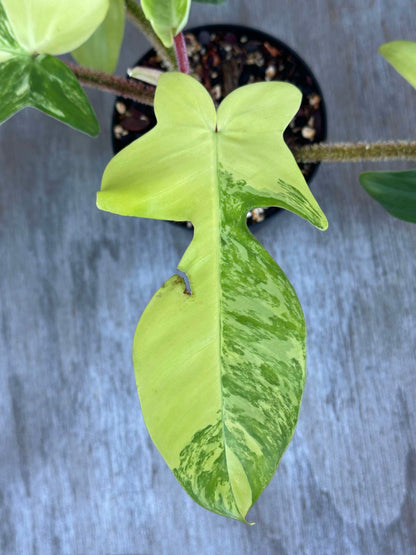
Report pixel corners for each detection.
[0,3,98,135]
[98,72,327,520]
[360,169,416,223]
[72,0,125,73]
[379,40,416,90]
[141,0,191,47]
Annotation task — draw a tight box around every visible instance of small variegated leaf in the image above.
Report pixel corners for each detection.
[379,40,416,90]
[0,54,99,135]
[360,169,416,223]
[98,73,327,520]
[28,55,99,135]
[0,3,98,135]
[141,0,191,47]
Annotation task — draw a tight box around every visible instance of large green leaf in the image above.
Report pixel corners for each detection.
[379,40,416,90]
[0,3,98,135]
[360,169,416,223]
[2,0,109,55]
[141,0,191,47]
[72,0,125,73]
[98,72,327,520]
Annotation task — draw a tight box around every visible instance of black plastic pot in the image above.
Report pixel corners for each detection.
[111,24,327,227]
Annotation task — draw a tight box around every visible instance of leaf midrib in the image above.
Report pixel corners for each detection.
[214,130,247,521]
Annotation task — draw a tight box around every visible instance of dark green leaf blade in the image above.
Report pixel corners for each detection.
[359,169,416,223]
[0,57,31,122]
[72,0,125,73]
[29,55,99,136]
[0,53,99,134]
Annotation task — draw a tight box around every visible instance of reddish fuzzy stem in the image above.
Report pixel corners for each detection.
[64,61,155,106]
[173,32,190,74]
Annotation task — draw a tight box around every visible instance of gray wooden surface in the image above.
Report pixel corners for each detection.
[1,1,415,553]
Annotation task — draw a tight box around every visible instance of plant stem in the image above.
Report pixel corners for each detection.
[125,0,178,70]
[173,32,190,74]
[65,61,155,106]
[294,141,416,162]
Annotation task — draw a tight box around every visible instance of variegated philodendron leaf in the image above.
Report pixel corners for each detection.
[0,0,103,135]
[98,72,327,521]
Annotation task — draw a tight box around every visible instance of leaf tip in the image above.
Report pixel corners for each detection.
[378,42,388,57]
[86,120,100,137]
[96,190,105,211]
[240,512,255,525]
[318,214,329,231]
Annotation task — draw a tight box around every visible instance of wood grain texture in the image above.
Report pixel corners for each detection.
[0,0,415,553]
